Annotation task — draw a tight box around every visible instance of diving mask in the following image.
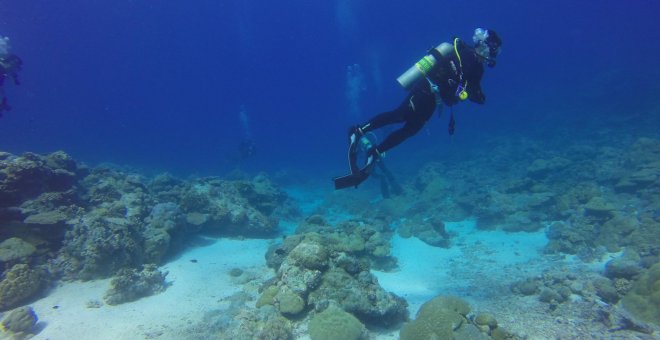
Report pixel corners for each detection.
[473,28,502,67]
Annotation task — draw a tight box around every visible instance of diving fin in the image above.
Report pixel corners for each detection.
[333,171,369,190]
[333,147,379,190]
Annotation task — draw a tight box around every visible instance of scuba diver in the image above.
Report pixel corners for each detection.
[0,36,23,117]
[225,138,257,165]
[334,28,502,190]
[238,138,256,159]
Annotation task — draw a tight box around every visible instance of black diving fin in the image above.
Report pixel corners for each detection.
[333,171,369,190]
[333,140,379,190]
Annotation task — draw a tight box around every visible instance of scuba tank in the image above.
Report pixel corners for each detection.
[396,43,451,90]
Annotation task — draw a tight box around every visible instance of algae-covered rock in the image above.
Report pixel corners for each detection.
[277,261,323,296]
[0,237,36,262]
[474,313,498,329]
[605,251,643,280]
[142,228,172,264]
[584,197,616,219]
[544,220,595,255]
[275,287,306,315]
[400,318,453,339]
[288,241,329,270]
[185,212,209,226]
[233,174,287,215]
[23,210,69,225]
[511,278,540,296]
[594,277,620,304]
[103,264,168,305]
[0,264,44,311]
[308,268,408,326]
[256,285,279,308]
[45,150,77,172]
[455,323,490,339]
[621,262,660,326]
[597,216,639,252]
[527,157,570,180]
[308,306,366,340]
[491,326,515,340]
[539,288,565,303]
[399,295,469,340]
[401,217,452,248]
[1,306,38,333]
[201,304,292,340]
[417,295,471,318]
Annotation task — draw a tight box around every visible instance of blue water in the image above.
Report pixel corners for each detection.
[0,0,658,178]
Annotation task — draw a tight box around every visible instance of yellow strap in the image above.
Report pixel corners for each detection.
[453,38,468,96]
[453,38,463,68]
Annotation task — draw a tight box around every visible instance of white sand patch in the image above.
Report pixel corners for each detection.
[371,220,644,338]
[27,238,272,340]
[374,220,549,316]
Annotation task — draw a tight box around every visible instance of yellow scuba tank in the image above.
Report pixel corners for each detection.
[396,42,451,90]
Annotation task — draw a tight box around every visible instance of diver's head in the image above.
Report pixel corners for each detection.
[473,28,502,68]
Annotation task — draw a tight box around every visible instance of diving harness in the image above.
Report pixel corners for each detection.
[426,38,467,135]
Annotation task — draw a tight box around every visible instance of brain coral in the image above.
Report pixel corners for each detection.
[308,306,366,340]
[399,295,470,340]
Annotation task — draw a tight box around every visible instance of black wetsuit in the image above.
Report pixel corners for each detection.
[360,39,486,153]
[0,54,22,116]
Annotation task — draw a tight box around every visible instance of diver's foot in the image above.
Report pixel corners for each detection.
[367,146,381,163]
[348,125,365,143]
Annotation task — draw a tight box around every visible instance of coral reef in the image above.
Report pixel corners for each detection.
[0,237,36,263]
[290,216,397,270]
[397,215,452,248]
[103,264,168,305]
[173,176,285,237]
[260,219,407,328]
[328,135,659,268]
[0,264,45,311]
[0,151,79,208]
[56,215,145,280]
[1,306,38,335]
[0,150,290,282]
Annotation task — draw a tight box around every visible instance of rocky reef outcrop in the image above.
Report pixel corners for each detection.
[103,264,169,305]
[400,295,513,340]
[0,150,290,289]
[258,216,408,329]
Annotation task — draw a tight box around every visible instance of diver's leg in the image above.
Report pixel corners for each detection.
[376,91,436,153]
[357,94,414,133]
[378,161,403,195]
[347,104,406,173]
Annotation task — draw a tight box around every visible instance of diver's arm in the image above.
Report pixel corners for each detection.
[467,64,486,104]
[469,85,485,104]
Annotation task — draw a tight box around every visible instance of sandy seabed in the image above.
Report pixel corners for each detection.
[20,221,645,340]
